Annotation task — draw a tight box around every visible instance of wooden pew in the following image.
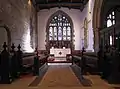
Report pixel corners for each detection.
[21,53,48,75]
[38,55,48,66]
[66,54,72,62]
[72,52,99,74]
[0,43,23,83]
[0,42,12,84]
[22,53,34,74]
[10,43,19,80]
[82,52,99,74]
[33,54,48,76]
[72,55,82,66]
[72,55,87,74]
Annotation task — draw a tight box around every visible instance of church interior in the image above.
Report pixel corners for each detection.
[0,0,120,89]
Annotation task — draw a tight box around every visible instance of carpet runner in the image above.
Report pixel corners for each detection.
[29,65,93,87]
[39,65,82,87]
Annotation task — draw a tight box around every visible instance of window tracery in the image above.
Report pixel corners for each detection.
[48,13,71,41]
[47,11,73,49]
[107,11,116,27]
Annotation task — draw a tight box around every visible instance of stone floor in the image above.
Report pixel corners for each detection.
[48,63,72,65]
[0,65,120,89]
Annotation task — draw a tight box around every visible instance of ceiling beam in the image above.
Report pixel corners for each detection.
[37,2,83,7]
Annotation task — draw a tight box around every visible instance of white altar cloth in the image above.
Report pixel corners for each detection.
[50,48,71,57]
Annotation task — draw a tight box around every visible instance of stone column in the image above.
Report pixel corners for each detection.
[93,28,99,52]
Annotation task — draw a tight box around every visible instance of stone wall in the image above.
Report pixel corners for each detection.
[0,0,37,52]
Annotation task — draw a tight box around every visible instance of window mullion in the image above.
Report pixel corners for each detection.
[52,27,54,40]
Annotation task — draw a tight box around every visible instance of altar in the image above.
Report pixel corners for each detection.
[50,48,71,57]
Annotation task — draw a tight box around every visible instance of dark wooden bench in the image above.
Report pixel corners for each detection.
[33,54,48,75]
[38,55,48,65]
[72,55,82,66]
[83,52,98,74]
[22,53,34,74]
[66,54,72,62]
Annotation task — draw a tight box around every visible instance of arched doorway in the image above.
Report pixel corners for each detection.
[46,10,74,52]
[0,27,7,51]
[0,22,11,51]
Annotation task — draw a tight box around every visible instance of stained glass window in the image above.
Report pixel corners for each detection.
[48,13,71,41]
[107,11,116,27]
[58,27,62,40]
[54,27,57,40]
[49,27,53,40]
[63,27,67,40]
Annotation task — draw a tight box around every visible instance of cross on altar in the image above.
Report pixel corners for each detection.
[59,52,62,55]
[50,48,71,57]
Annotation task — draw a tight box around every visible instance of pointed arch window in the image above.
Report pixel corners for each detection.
[107,11,116,27]
[48,13,71,41]
[46,11,74,50]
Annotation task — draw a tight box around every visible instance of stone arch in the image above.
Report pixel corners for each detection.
[93,0,120,51]
[46,10,74,28]
[46,10,74,51]
[0,21,11,51]
[92,0,104,52]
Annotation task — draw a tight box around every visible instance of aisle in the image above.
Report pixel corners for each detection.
[0,65,118,89]
[39,65,81,87]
